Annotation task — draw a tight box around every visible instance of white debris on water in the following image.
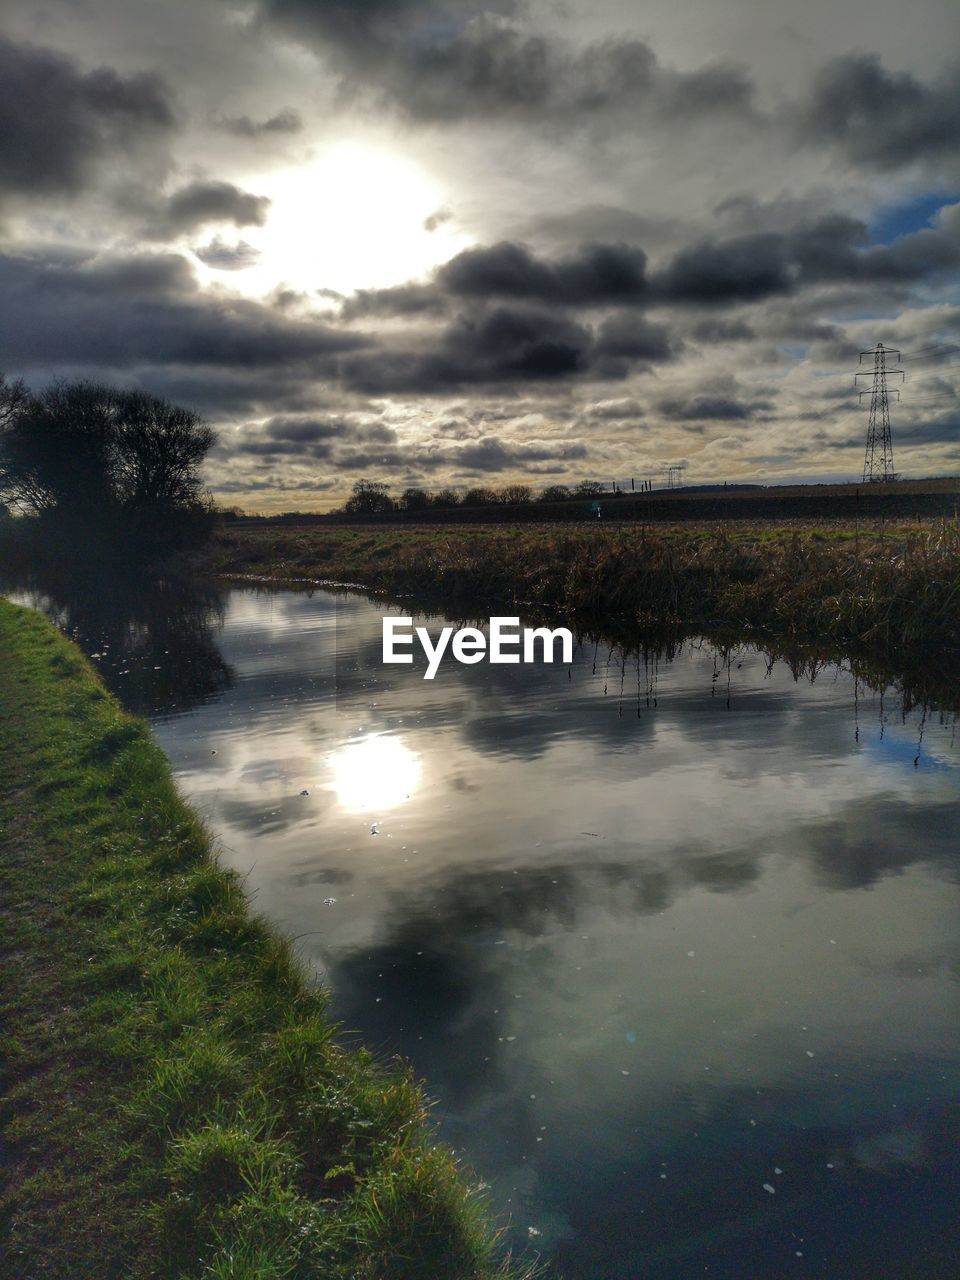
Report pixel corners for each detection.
[763,1183,775,1195]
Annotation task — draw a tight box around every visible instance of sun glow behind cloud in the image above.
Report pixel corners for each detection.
[197,143,470,297]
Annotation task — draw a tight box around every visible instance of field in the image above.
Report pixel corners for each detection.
[232,476,960,526]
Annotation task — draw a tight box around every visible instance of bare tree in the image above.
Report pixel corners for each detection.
[113,390,216,509]
[462,487,497,507]
[0,373,50,514]
[0,380,115,515]
[0,378,218,556]
[498,484,532,505]
[344,479,394,514]
[430,488,460,508]
[399,487,430,511]
[0,372,28,428]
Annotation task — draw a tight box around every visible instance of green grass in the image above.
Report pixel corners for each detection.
[0,598,535,1280]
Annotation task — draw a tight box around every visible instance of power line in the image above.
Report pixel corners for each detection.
[905,361,960,378]
[901,342,960,359]
[902,352,960,368]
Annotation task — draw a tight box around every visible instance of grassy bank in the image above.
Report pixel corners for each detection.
[209,520,960,682]
[0,599,530,1280]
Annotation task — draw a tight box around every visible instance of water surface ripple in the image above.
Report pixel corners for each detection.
[28,583,960,1277]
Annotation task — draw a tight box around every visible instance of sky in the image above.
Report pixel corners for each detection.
[1,0,958,510]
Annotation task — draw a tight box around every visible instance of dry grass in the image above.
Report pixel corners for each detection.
[208,520,960,676]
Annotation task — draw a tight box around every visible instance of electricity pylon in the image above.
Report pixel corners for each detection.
[856,343,903,483]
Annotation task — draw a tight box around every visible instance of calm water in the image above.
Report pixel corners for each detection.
[14,580,960,1277]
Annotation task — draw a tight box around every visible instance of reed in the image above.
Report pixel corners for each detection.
[208,520,960,681]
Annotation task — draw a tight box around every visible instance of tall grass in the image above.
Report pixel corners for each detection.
[209,521,960,702]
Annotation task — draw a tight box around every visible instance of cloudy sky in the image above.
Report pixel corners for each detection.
[1,0,958,509]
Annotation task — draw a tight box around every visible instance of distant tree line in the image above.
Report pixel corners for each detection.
[0,374,217,563]
[341,478,608,515]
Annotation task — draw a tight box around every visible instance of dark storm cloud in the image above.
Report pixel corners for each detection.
[222,426,587,478]
[800,55,960,170]
[216,108,303,137]
[231,436,335,459]
[264,416,352,444]
[334,243,683,393]
[657,394,767,422]
[0,37,176,198]
[342,282,447,319]
[147,180,271,239]
[193,237,262,270]
[257,1,755,126]
[653,232,793,304]
[222,414,401,462]
[690,317,756,343]
[125,365,338,419]
[652,210,960,305]
[594,314,674,361]
[258,0,959,184]
[437,241,648,305]
[342,241,648,318]
[0,249,364,371]
[453,435,587,472]
[330,445,447,471]
[341,211,959,351]
[230,417,346,457]
[330,210,960,401]
[214,476,337,493]
[341,305,593,392]
[872,414,960,447]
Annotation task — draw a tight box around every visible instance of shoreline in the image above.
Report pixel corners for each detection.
[204,521,960,710]
[0,598,532,1280]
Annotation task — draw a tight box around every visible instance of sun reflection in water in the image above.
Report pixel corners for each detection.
[328,734,421,812]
